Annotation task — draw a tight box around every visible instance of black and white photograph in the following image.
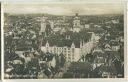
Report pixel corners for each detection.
[4,2,124,79]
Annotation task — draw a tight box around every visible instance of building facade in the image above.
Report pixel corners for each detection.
[41,33,96,62]
[40,13,98,62]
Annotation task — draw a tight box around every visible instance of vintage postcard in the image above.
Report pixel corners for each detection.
[3,2,125,79]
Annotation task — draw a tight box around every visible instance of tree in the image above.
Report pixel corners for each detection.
[59,53,66,67]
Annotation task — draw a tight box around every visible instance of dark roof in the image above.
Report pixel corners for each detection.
[99,64,117,73]
[109,41,119,46]
[69,61,92,71]
[105,35,118,41]
[104,51,120,60]
[93,51,103,57]
[42,32,92,48]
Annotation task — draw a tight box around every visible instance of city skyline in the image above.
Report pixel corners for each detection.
[4,2,124,79]
[4,3,124,15]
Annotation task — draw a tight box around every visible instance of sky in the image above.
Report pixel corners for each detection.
[4,2,124,15]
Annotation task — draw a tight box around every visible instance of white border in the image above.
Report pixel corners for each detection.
[1,1,128,82]
[124,1,128,80]
[1,0,126,3]
[1,1,4,81]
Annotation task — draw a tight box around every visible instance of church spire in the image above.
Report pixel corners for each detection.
[71,42,75,48]
[40,16,46,33]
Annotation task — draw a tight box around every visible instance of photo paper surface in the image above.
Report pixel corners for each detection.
[3,2,124,79]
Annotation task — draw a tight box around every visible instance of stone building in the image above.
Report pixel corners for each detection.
[41,32,96,62]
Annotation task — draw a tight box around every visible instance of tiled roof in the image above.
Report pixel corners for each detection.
[42,32,92,48]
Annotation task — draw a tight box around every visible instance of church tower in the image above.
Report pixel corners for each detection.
[46,41,49,47]
[90,32,95,42]
[40,16,46,33]
[73,13,80,27]
[71,42,75,48]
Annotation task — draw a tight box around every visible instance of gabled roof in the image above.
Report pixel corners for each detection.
[98,64,116,73]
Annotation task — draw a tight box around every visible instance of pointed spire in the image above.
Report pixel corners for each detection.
[46,41,49,47]
[71,42,75,48]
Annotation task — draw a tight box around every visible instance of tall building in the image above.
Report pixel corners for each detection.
[40,16,46,33]
[41,32,96,62]
[40,16,53,37]
[73,13,81,27]
[72,13,82,33]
